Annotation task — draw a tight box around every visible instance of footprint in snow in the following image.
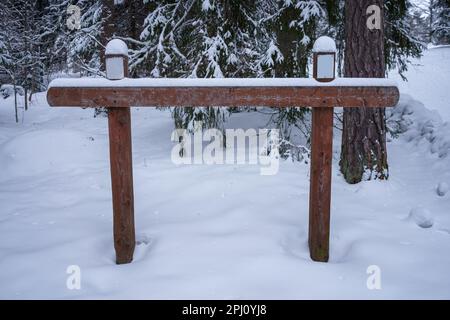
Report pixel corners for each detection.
[133,234,154,262]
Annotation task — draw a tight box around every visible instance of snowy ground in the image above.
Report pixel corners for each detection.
[0,47,449,299]
[391,45,450,121]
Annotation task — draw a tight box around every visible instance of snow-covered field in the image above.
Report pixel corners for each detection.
[0,47,449,299]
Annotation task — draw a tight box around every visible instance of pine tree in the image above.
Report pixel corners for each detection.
[39,0,72,77]
[0,0,45,117]
[70,0,104,76]
[130,1,264,132]
[385,0,424,80]
[0,1,20,122]
[179,0,262,131]
[257,0,324,158]
[340,0,388,184]
[0,0,425,156]
[407,6,431,44]
[37,0,104,77]
[20,0,46,109]
[431,0,450,44]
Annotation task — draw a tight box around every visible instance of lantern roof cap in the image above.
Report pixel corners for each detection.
[313,36,337,53]
[105,39,128,56]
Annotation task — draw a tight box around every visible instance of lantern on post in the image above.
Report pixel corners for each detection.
[105,39,135,264]
[308,36,337,263]
[105,39,129,80]
[312,36,337,82]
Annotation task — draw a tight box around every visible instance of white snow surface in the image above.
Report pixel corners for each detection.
[437,182,449,197]
[390,46,450,122]
[48,77,398,88]
[0,48,449,300]
[105,39,128,56]
[312,36,337,53]
[408,207,434,229]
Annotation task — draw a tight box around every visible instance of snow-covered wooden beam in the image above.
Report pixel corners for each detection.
[47,77,399,108]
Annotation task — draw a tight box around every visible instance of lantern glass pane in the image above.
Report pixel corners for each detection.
[317,54,334,79]
[106,57,124,80]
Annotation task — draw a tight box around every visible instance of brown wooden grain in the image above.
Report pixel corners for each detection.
[308,49,335,263]
[308,107,334,262]
[108,106,135,264]
[47,86,399,109]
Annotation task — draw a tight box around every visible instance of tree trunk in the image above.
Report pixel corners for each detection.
[100,0,116,68]
[24,86,28,111]
[13,79,18,123]
[340,0,388,184]
[429,0,434,43]
[96,0,117,117]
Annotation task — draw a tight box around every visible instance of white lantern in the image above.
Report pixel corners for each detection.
[312,36,337,82]
[105,39,128,80]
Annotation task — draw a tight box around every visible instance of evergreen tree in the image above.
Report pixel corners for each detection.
[431,0,450,44]
[340,0,388,183]
[130,1,264,132]
[39,0,73,77]
[407,6,431,44]
[0,0,425,162]
[259,1,323,157]
[0,0,45,116]
[70,0,103,76]
[0,1,20,122]
[385,0,424,80]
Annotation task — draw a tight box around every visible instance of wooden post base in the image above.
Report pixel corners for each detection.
[308,107,333,262]
[108,107,135,264]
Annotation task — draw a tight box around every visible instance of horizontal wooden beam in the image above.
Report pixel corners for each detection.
[47,85,399,108]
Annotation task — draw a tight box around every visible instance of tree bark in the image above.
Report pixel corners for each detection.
[97,0,117,117]
[340,0,389,184]
[13,79,18,123]
[429,0,434,43]
[100,0,116,68]
[24,87,28,111]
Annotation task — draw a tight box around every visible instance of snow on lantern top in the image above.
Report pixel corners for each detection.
[312,36,337,53]
[105,39,128,56]
[105,39,128,80]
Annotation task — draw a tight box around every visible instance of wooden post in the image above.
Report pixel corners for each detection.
[308,107,333,262]
[308,37,336,262]
[105,40,135,264]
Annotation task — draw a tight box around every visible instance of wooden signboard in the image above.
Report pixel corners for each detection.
[47,39,399,264]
